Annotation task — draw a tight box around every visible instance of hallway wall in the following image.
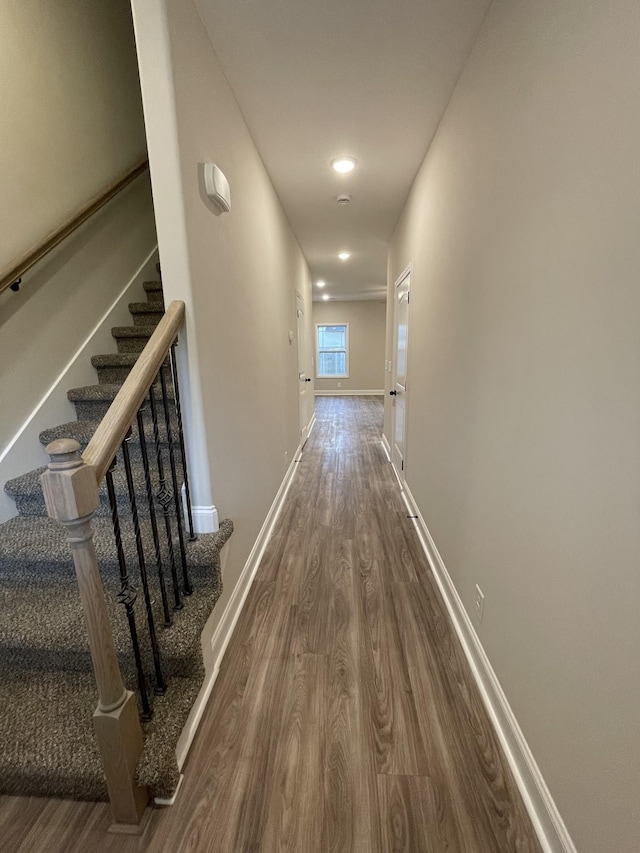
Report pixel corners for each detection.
[0,0,147,272]
[313,300,386,394]
[130,0,313,663]
[386,2,640,851]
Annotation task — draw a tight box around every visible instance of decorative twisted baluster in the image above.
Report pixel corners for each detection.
[105,457,152,720]
[148,386,182,611]
[121,433,166,698]
[159,368,192,596]
[136,407,171,627]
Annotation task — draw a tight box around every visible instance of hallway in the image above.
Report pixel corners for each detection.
[2,396,541,852]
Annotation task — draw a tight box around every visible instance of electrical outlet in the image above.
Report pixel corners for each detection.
[474,585,485,622]
[338,382,341,388]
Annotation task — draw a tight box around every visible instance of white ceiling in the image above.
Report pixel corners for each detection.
[194,0,491,302]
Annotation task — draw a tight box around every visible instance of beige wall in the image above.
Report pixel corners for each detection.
[0,0,147,272]
[0,1,155,520]
[131,0,313,630]
[313,300,386,394]
[387,2,640,851]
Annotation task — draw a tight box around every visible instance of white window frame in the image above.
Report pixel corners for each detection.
[315,322,349,378]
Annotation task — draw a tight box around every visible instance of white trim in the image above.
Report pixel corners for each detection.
[191,505,219,534]
[398,477,577,853]
[315,321,349,378]
[314,389,384,396]
[173,444,303,776]
[0,246,158,467]
[381,434,391,461]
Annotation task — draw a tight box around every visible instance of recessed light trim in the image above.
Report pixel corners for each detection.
[338,252,351,261]
[331,157,356,174]
[322,294,330,300]
[316,280,326,288]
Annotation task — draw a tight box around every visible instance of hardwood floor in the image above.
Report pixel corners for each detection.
[1,396,542,852]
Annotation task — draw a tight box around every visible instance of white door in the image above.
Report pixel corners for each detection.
[391,268,410,481]
[296,293,311,446]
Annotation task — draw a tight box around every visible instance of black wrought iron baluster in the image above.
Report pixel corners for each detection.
[136,407,171,627]
[159,367,193,596]
[148,386,182,611]
[169,341,196,541]
[105,457,151,720]
[122,431,166,696]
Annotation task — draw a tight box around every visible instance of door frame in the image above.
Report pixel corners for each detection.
[296,291,311,450]
[391,263,411,485]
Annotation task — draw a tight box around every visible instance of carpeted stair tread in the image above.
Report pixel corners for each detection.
[4,458,182,518]
[0,666,210,801]
[91,353,141,369]
[90,352,170,369]
[0,557,219,672]
[112,325,157,338]
[39,420,99,449]
[0,520,232,801]
[129,302,163,315]
[136,676,201,797]
[39,418,176,454]
[68,383,133,402]
[0,667,108,800]
[0,521,234,664]
[68,383,172,402]
[129,304,164,328]
[112,325,160,354]
[143,283,164,305]
[0,516,230,581]
[90,352,171,386]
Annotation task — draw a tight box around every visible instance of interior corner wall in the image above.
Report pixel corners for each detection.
[131,0,313,622]
[313,300,386,394]
[0,0,147,272]
[387,2,640,851]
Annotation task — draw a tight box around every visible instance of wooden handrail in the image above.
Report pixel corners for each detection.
[84,300,186,483]
[0,159,149,296]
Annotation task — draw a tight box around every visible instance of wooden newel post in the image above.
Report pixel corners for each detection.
[40,439,149,832]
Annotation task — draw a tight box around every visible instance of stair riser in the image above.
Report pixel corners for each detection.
[132,311,163,328]
[10,461,184,519]
[72,395,176,424]
[95,364,171,386]
[115,335,152,353]
[145,291,164,304]
[11,490,179,520]
[2,644,205,681]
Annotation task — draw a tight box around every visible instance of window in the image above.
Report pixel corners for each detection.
[316,323,349,377]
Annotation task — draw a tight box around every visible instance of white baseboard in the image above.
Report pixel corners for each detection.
[399,479,576,853]
[381,433,391,460]
[314,389,384,397]
[173,444,302,777]
[192,505,218,533]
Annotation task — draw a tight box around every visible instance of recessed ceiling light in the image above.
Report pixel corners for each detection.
[338,252,351,261]
[331,157,356,174]
[322,294,330,300]
[316,280,326,288]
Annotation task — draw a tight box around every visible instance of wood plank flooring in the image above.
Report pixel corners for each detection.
[1,396,542,852]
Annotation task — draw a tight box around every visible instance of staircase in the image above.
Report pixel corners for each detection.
[0,273,232,803]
